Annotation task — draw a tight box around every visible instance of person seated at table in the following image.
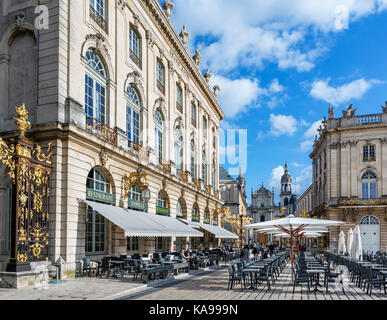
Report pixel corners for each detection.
[263,249,269,259]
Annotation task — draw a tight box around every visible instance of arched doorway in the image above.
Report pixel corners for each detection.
[360,215,380,254]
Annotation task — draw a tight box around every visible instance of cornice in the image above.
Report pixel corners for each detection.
[139,0,225,121]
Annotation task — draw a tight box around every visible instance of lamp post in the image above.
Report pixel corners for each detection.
[141,187,151,206]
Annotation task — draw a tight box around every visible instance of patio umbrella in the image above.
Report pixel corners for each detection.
[245,214,344,265]
[351,225,363,261]
[338,231,346,254]
[347,228,353,256]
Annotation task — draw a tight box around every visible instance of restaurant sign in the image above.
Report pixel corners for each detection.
[128,199,147,211]
[192,215,200,222]
[86,188,115,204]
[156,206,170,216]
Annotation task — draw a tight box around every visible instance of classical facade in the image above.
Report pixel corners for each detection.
[296,184,313,217]
[0,0,225,280]
[310,104,387,253]
[219,166,247,247]
[247,184,280,243]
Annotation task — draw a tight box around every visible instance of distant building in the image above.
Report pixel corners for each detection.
[247,184,280,243]
[280,163,298,216]
[296,184,313,217]
[310,104,387,253]
[219,166,247,247]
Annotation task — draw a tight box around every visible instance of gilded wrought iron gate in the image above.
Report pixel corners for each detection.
[0,105,53,272]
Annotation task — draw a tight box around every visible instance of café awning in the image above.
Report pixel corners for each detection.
[84,200,203,238]
[179,219,239,239]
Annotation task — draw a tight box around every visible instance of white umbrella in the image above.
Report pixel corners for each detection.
[352,225,363,261]
[275,232,322,238]
[245,214,344,265]
[338,231,346,254]
[347,228,353,256]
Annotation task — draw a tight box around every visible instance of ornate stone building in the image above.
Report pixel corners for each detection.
[247,184,280,243]
[310,104,387,253]
[296,184,313,217]
[0,0,225,281]
[219,166,247,246]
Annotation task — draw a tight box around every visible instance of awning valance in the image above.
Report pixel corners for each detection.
[84,200,203,238]
[179,219,239,239]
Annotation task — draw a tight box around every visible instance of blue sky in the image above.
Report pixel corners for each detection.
[159,0,387,203]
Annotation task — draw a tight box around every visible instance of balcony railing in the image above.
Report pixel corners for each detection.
[363,156,376,162]
[191,119,196,128]
[86,116,117,145]
[90,5,108,33]
[338,198,387,206]
[130,51,142,69]
[157,81,165,95]
[176,102,183,114]
[203,217,211,224]
[355,114,382,125]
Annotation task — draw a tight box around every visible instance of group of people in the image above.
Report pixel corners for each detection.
[240,242,280,261]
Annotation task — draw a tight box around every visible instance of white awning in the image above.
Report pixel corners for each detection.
[179,219,239,239]
[85,200,203,238]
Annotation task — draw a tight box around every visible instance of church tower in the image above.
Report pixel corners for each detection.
[280,162,293,210]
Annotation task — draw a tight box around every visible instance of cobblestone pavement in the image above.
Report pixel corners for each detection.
[0,276,147,300]
[121,264,387,301]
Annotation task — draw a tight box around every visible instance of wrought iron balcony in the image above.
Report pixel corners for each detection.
[203,217,211,224]
[363,156,376,162]
[157,81,165,95]
[86,116,117,145]
[339,198,387,206]
[130,50,142,69]
[89,5,108,33]
[176,102,183,114]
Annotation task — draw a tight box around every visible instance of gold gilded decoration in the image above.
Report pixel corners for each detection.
[14,104,31,137]
[205,185,212,195]
[162,162,171,173]
[17,253,28,263]
[0,139,16,182]
[34,143,53,165]
[220,206,252,248]
[1,105,53,265]
[214,190,220,199]
[193,178,201,190]
[179,171,188,183]
[123,171,149,199]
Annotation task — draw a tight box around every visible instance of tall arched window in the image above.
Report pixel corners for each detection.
[362,171,377,199]
[90,0,107,31]
[154,110,163,162]
[156,59,165,94]
[85,49,107,124]
[86,168,109,254]
[176,200,183,217]
[126,85,140,145]
[202,150,207,185]
[157,192,166,208]
[174,126,183,172]
[192,205,200,222]
[129,26,142,68]
[211,158,216,188]
[191,141,197,178]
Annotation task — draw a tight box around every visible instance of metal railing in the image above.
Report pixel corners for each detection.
[86,116,117,145]
[90,5,108,33]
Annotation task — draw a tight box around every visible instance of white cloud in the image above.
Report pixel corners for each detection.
[211,76,286,119]
[210,75,261,118]
[269,114,298,137]
[172,0,387,73]
[294,165,313,195]
[300,120,323,151]
[268,165,285,194]
[310,78,382,106]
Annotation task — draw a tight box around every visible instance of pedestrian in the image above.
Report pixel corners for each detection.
[241,245,249,262]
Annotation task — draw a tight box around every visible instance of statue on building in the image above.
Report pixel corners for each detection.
[162,0,174,19]
[342,104,357,118]
[328,106,335,119]
[179,25,189,46]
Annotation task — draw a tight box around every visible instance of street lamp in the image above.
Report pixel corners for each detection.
[141,187,151,205]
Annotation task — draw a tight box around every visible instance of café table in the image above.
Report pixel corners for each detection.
[108,260,125,278]
[242,266,265,290]
[307,269,326,293]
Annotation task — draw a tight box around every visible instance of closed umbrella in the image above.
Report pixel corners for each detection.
[347,228,353,256]
[352,225,363,261]
[338,231,346,254]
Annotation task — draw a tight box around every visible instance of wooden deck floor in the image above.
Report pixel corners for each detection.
[123,263,387,301]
